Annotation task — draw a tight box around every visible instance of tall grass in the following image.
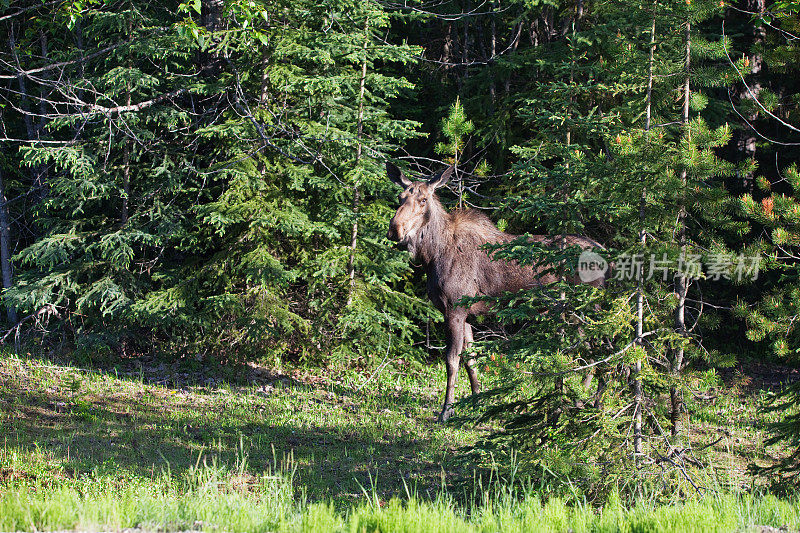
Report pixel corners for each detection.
[1,459,797,533]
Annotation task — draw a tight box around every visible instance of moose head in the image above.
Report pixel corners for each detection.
[386,162,454,258]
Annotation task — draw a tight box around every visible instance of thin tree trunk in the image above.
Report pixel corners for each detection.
[735,0,764,192]
[200,0,225,76]
[504,22,522,93]
[75,19,85,135]
[0,168,17,325]
[34,30,50,201]
[443,23,453,67]
[121,138,130,224]
[460,0,470,88]
[671,14,691,439]
[489,0,497,108]
[645,11,656,132]
[9,25,35,141]
[557,0,582,397]
[121,16,133,225]
[260,54,270,104]
[456,146,462,210]
[37,31,48,135]
[346,16,370,307]
[634,4,658,458]
[10,25,47,205]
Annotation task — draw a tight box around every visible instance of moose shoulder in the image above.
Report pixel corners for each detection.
[386,161,606,423]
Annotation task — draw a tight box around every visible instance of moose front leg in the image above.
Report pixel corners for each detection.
[438,312,466,423]
[463,322,480,395]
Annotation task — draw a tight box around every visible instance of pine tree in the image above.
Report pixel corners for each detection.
[739,164,800,481]
[5,0,202,353]
[435,97,476,209]
[732,2,800,483]
[457,0,745,498]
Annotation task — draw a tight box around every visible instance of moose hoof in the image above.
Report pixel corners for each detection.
[437,405,454,424]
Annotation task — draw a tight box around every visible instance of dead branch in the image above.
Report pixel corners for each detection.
[0,304,60,343]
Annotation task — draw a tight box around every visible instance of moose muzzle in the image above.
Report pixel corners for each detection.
[387,218,400,242]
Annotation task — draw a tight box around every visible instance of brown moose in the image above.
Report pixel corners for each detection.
[386,162,606,422]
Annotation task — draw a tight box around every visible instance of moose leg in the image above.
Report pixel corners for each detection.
[438,312,466,423]
[463,322,480,395]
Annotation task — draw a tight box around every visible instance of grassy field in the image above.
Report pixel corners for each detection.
[1,351,798,532]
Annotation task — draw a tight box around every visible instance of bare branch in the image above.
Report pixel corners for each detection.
[722,22,800,137]
[53,88,189,117]
[0,0,61,23]
[0,43,123,80]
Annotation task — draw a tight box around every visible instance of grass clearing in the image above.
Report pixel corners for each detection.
[1,352,480,505]
[1,352,798,531]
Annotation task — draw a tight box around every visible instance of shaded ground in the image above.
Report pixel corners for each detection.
[719,360,800,393]
[1,352,796,506]
[687,359,798,489]
[0,354,480,506]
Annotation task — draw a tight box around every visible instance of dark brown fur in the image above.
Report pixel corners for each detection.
[386,162,604,422]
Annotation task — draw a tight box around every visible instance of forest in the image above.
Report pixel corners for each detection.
[1,0,800,530]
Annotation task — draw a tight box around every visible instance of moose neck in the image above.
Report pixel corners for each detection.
[411,197,451,267]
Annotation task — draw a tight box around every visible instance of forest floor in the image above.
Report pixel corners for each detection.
[0,351,798,531]
[1,351,481,505]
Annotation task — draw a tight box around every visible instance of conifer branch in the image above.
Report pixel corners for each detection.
[723,22,800,135]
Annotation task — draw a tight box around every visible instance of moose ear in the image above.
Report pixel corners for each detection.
[428,165,454,189]
[386,162,412,188]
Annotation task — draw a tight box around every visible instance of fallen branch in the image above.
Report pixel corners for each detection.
[355,336,393,393]
[0,304,60,344]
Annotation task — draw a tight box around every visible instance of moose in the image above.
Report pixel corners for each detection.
[386,161,606,423]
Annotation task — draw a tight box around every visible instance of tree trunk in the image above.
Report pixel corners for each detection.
[34,30,50,202]
[458,0,470,91]
[671,14,691,439]
[121,140,131,224]
[633,3,658,459]
[121,16,132,225]
[443,23,453,67]
[10,25,48,206]
[200,0,225,76]
[489,0,497,109]
[735,0,764,192]
[346,17,370,307]
[0,168,17,325]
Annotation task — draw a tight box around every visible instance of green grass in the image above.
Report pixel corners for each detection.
[1,353,798,532]
[0,467,798,532]
[1,352,479,504]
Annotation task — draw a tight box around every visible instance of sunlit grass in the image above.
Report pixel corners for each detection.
[0,462,798,533]
[0,352,479,504]
[1,353,798,532]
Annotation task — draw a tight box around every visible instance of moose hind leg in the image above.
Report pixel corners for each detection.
[438,312,466,423]
[463,322,480,395]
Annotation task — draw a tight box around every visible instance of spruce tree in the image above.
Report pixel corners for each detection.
[2,0,432,363]
[731,2,800,483]
[459,0,744,498]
